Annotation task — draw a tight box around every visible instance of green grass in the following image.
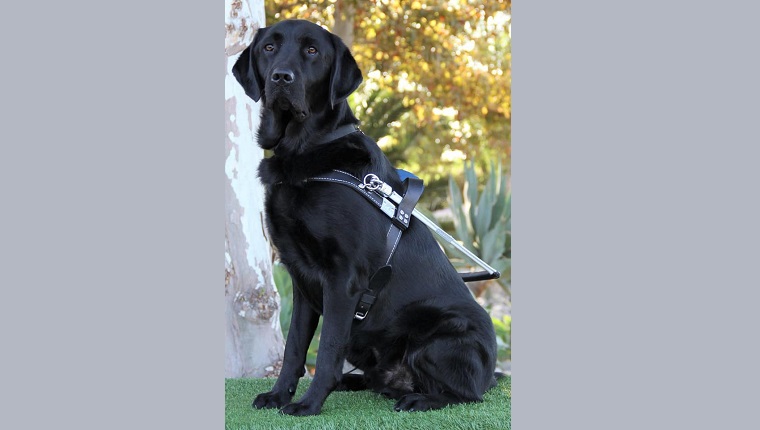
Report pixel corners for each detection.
[226,376,511,430]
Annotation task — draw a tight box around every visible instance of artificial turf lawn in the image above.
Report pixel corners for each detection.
[225,375,511,430]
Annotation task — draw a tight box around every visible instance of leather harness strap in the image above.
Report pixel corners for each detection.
[304,170,424,321]
[305,170,394,219]
[315,124,360,145]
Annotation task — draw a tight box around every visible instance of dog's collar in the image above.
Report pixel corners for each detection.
[315,124,360,145]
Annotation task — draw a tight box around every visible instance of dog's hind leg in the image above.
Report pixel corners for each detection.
[395,337,494,412]
[394,392,467,412]
[335,373,367,391]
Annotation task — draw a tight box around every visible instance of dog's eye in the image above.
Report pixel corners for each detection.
[306,46,318,55]
[264,44,275,52]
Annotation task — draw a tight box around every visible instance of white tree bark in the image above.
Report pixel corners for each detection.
[225,0,285,378]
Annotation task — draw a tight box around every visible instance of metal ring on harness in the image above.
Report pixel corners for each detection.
[360,174,383,191]
[361,174,394,197]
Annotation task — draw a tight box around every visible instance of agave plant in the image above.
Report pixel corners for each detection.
[440,160,511,297]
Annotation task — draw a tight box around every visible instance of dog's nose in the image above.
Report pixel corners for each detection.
[271,69,295,85]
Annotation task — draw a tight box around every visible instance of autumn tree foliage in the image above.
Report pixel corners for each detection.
[266,0,510,190]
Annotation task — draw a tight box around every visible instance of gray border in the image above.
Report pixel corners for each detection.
[1,1,222,428]
[4,1,760,429]
[516,1,760,429]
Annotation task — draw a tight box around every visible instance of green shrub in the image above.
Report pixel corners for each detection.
[492,315,512,362]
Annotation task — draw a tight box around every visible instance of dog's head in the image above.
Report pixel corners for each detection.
[232,19,363,122]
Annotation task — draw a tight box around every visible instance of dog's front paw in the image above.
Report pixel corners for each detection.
[279,401,322,416]
[252,391,292,409]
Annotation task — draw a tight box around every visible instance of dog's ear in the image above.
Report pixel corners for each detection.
[232,27,268,102]
[328,33,363,108]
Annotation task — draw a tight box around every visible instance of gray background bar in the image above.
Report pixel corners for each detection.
[1,1,758,429]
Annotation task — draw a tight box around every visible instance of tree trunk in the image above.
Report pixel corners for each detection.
[225,0,285,378]
[332,0,355,49]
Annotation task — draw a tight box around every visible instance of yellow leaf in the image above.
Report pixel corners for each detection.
[482,106,489,115]
[414,105,425,122]
[375,51,383,60]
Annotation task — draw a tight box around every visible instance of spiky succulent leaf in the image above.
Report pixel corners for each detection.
[448,175,475,253]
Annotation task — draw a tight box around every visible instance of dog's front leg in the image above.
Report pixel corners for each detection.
[253,282,319,409]
[279,278,356,416]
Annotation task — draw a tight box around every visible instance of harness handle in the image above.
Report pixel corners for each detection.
[460,270,501,282]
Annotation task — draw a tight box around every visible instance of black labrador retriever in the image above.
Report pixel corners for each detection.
[232,19,500,416]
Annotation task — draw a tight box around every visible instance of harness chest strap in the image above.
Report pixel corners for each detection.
[304,170,424,320]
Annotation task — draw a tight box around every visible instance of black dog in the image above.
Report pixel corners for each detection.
[232,19,499,416]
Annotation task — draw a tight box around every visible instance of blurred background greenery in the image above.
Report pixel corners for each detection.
[266,0,511,373]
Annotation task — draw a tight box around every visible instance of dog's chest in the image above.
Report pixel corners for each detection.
[265,186,315,243]
[264,185,349,279]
